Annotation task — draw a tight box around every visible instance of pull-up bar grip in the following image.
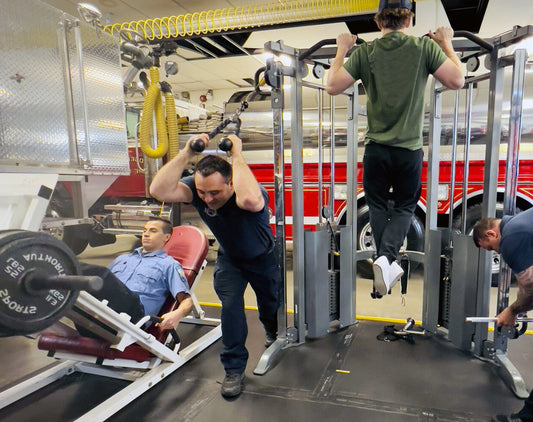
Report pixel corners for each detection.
[300,36,366,61]
[453,30,494,52]
[300,38,337,61]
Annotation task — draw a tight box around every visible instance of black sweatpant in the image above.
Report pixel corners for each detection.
[362,141,423,263]
[76,263,145,337]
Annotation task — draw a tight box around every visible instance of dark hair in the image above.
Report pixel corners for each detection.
[195,155,232,183]
[148,216,173,235]
[472,217,499,247]
[374,8,414,30]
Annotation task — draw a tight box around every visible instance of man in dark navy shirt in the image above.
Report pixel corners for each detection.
[150,133,280,399]
[473,207,533,422]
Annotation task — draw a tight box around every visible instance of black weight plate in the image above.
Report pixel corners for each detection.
[0,232,42,336]
[0,231,80,335]
[0,230,35,242]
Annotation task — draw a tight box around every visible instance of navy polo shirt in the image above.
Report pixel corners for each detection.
[181,175,274,261]
[499,208,533,274]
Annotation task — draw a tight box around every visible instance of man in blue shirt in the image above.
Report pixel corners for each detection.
[326,0,464,297]
[150,134,280,399]
[473,207,533,422]
[81,217,192,332]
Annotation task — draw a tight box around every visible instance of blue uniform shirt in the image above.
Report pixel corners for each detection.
[108,247,190,316]
[499,208,533,274]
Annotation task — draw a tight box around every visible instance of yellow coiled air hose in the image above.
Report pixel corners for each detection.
[104,0,380,40]
[139,67,171,159]
[162,86,179,159]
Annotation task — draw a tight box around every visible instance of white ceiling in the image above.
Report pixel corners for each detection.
[40,0,533,108]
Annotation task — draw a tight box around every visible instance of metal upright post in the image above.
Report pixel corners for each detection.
[291,54,307,345]
[339,88,357,327]
[254,54,290,375]
[492,48,528,398]
[329,95,336,221]
[461,84,473,234]
[478,43,504,302]
[318,90,324,224]
[448,91,459,233]
[495,48,527,347]
[422,79,443,332]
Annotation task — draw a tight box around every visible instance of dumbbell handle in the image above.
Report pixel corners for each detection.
[189,137,233,153]
[23,271,104,294]
[218,137,233,152]
[189,138,206,153]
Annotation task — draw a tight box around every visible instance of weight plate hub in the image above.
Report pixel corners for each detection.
[0,230,80,335]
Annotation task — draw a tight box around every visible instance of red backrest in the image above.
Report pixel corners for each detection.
[164,225,209,289]
[148,225,209,342]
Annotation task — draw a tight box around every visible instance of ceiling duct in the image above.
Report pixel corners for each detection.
[440,0,489,34]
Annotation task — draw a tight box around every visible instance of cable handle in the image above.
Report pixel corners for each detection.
[189,101,247,153]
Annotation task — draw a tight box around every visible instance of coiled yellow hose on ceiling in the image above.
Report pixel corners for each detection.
[139,67,170,159]
[164,90,179,159]
[103,0,379,40]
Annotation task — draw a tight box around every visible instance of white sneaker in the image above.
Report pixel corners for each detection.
[389,261,404,290]
[372,256,390,295]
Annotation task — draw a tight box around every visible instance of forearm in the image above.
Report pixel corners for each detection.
[160,296,193,330]
[326,47,351,95]
[509,266,533,315]
[149,152,190,201]
[441,42,462,70]
[232,152,263,211]
[329,48,349,76]
[171,296,193,322]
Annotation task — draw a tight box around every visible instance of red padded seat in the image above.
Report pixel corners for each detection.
[38,226,209,363]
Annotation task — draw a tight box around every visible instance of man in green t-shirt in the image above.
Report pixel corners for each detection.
[327,0,464,296]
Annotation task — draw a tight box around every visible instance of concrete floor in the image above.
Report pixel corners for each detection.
[0,234,530,422]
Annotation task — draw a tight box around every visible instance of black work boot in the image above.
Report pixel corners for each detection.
[221,372,244,398]
[265,331,277,347]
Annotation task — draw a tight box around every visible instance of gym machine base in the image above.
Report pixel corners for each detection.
[423,26,533,398]
[253,38,358,375]
[0,226,222,421]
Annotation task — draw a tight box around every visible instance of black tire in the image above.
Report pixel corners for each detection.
[356,204,425,279]
[60,225,91,255]
[47,184,90,255]
[452,203,518,286]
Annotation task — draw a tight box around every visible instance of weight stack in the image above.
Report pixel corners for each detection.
[448,232,480,351]
[304,228,330,339]
[438,253,452,328]
[328,269,340,322]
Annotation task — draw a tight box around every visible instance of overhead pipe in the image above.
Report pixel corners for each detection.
[103,0,380,41]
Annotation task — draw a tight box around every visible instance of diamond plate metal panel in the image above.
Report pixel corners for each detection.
[68,23,129,173]
[0,0,129,175]
[0,1,70,166]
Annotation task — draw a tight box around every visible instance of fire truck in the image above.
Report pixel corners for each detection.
[3,0,530,282]
[60,72,533,280]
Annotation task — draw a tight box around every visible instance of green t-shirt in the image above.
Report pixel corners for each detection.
[343,32,447,150]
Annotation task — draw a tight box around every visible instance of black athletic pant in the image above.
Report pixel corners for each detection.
[213,249,280,374]
[76,263,145,337]
[363,141,423,263]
